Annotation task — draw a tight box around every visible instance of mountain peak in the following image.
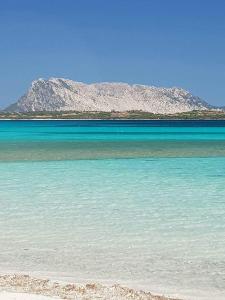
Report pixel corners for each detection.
[5,78,212,113]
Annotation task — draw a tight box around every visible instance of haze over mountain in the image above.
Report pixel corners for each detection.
[5,78,212,114]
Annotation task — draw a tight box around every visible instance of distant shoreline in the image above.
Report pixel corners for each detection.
[1,118,225,121]
[1,109,225,120]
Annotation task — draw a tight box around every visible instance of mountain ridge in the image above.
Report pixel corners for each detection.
[5,77,213,114]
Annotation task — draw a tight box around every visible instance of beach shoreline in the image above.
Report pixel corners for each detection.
[0,274,180,300]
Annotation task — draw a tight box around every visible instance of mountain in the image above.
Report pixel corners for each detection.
[5,78,212,114]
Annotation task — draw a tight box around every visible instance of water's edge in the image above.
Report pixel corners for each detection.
[0,273,179,300]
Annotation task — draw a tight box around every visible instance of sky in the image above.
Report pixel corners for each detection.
[1,0,225,108]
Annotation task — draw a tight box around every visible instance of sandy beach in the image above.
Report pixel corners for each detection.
[0,291,54,300]
[0,275,179,300]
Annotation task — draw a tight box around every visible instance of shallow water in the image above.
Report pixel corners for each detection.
[0,120,225,299]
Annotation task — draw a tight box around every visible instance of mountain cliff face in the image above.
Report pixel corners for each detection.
[6,78,211,113]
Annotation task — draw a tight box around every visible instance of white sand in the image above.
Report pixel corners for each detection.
[0,291,56,300]
[0,274,177,300]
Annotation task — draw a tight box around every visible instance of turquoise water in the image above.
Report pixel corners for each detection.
[0,120,225,299]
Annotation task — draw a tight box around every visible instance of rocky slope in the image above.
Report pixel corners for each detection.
[5,78,211,113]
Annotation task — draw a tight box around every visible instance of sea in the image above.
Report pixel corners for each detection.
[0,120,225,300]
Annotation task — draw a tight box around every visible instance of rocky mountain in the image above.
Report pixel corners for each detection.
[5,78,212,113]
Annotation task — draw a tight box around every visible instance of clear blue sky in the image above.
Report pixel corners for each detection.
[1,0,225,108]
